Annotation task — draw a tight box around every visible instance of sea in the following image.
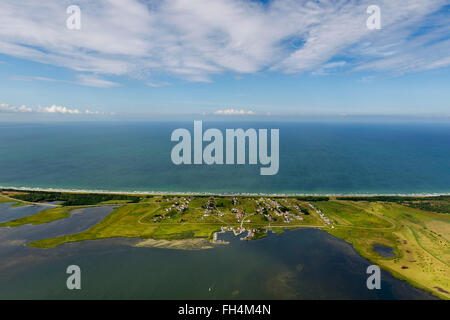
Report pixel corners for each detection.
[0,121,449,195]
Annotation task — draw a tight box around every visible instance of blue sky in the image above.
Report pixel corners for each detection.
[0,0,449,120]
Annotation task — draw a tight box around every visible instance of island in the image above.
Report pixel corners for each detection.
[0,189,449,299]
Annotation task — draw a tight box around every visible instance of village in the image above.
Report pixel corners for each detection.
[148,195,334,240]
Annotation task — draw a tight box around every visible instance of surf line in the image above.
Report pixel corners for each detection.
[170,120,279,175]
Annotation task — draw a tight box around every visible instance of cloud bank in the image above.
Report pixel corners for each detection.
[0,103,103,115]
[0,0,449,83]
[0,103,33,113]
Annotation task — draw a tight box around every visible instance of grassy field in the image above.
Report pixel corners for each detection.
[0,195,15,204]
[314,200,450,299]
[0,207,73,227]
[0,190,449,299]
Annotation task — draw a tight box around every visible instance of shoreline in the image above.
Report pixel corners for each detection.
[1,185,449,197]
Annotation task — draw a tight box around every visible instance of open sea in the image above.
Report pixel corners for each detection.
[0,121,449,194]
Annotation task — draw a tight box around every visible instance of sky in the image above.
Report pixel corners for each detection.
[0,0,449,121]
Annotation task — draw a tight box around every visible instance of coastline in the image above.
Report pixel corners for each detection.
[1,185,449,197]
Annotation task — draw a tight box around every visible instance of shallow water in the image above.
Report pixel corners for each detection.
[0,206,114,275]
[373,244,395,258]
[0,202,53,223]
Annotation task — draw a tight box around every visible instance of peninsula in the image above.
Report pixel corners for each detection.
[0,189,449,299]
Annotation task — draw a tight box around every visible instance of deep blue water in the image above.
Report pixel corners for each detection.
[0,121,449,194]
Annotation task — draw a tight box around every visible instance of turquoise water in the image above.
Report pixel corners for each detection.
[0,121,449,194]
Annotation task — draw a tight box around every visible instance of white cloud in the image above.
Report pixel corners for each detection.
[75,74,120,88]
[37,105,81,114]
[10,75,68,83]
[0,0,448,83]
[0,102,33,113]
[11,74,120,88]
[85,109,102,115]
[214,108,255,115]
[0,102,104,115]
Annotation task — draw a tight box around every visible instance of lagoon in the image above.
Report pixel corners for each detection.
[0,203,435,299]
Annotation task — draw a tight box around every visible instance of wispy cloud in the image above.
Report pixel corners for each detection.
[214,108,255,115]
[75,74,119,88]
[10,74,119,88]
[312,61,347,76]
[146,81,171,88]
[10,75,68,83]
[0,0,448,83]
